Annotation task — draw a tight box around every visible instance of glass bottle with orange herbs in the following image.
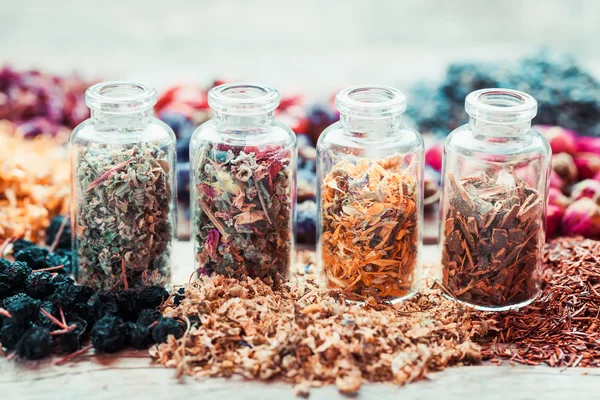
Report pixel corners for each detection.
[317,85,424,302]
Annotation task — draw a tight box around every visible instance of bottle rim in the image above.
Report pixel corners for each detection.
[86,81,157,114]
[335,85,407,119]
[465,88,537,124]
[208,83,280,115]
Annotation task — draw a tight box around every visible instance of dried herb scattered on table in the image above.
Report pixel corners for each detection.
[477,237,600,367]
[74,143,173,291]
[150,275,481,395]
[442,171,544,308]
[193,143,293,285]
[320,157,419,301]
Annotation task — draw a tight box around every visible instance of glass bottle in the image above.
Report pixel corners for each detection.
[190,83,296,285]
[317,85,424,302]
[70,82,176,291]
[440,88,551,311]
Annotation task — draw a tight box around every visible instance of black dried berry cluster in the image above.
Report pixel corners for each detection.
[0,237,182,360]
[407,51,600,137]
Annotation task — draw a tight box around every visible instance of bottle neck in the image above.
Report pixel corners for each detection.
[213,110,275,129]
[91,108,153,132]
[340,113,402,137]
[469,116,532,139]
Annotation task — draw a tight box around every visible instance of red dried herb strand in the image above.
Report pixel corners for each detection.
[59,307,67,326]
[121,259,129,290]
[0,308,12,319]
[49,215,69,253]
[54,345,93,366]
[476,237,600,368]
[36,264,65,272]
[51,324,77,335]
[86,157,135,192]
[40,308,69,330]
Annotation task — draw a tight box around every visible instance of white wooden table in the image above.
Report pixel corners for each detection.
[2,242,599,399]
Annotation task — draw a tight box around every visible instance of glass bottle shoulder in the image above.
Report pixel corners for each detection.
[70,117,176,146]
[190,119,296,148]
[317,121,423,153]
[445,123,551,158]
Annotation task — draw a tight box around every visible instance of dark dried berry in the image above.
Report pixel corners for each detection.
[137,286,169,311]
[52,274,74,288]
[1,261,32,293]
[6,294,40,327]
[2,293,27,309]
[136,309,161,327]
[45,216,71,250]
[10,239,36,254]
[14,247,50,269]
[173,287,186,306]
[0,322,26,350]
[50,283,93,310]
[16,326,52,360]
[91,315,126,353]
[125,321,152,349]
[25,271,55,299]
[115,290,139,321]
[0,258,11,269]
[59,320,86,353]
[88,293,119,322]
[0,273,11,299]
[151,317,183,343]
[46,251,71,274]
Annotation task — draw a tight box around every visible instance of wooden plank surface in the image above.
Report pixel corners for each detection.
[2,242,599,399]
[2,353,599,400]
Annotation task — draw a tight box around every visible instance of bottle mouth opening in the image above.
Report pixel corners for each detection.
[465,88,537,124]
[336,85,407,119]
[86,81,157,114]
[208,83,280,115]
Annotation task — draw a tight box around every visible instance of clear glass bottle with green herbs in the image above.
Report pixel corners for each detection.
[70,82,176,291]
[190,83,296,285]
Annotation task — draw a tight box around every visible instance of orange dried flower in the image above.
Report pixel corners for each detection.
[0,124,69,243]
[320,157,419,301]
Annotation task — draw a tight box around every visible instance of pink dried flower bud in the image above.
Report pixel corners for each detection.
[574,152,600,180]
[561,198,600,238]
[548,187,572,210]
[546,204,564,239]
[570,179,600,203]
[575,136,600,154]
[551,152,578,183]
[535,125,577,155]
[425,144,443,172]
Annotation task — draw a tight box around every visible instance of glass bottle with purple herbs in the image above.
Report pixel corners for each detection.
[190,83,296,285]
[70,82,176,291]
[440,88,551,311]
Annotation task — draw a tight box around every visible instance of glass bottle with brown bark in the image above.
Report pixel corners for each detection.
[190,83,296,286]
[440,88,551,311]
[317,85,424,302]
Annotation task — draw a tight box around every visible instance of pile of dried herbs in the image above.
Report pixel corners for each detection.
[320,157,419,301]
[0,125,69,243]
[74,143,173,291]
[192,143,294,285]
[441,171,544,309]
[150,275,481,395]
[478,237,600,367]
